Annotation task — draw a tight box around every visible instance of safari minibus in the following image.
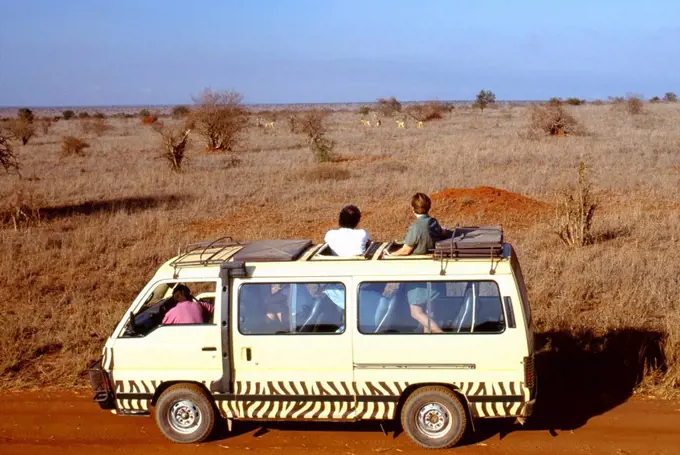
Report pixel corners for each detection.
[88,228,536,449]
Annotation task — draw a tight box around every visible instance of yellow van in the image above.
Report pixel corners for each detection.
[88,228,536,449]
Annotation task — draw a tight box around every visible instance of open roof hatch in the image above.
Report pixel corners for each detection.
[232,239,313,262]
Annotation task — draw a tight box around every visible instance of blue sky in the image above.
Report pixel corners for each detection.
[0,1,678,106]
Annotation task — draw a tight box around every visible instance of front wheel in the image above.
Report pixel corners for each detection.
[401,386,467,449]
[155,384,215,443]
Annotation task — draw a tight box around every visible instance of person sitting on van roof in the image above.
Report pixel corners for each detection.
[162,284,214,325]
[386,193,443,256]
[324,205,370,257]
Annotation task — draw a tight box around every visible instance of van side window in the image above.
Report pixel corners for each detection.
[358,281,504,334]
[239,283,345,335]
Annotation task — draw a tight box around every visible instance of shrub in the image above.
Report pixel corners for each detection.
[293,110,335,162]
[153,123,191,172]
[61,136,90,157]
[172,105,191,118]
[475,89,496,112]
[17,108,34,123]
[80,118,112,136]
[358,106,370,116]
[376,97,402,117]
[191,88,248,152]
[78,111,90,119]
[405,101,447,122]
[548,97,563,106]
[650,96,662,104]
[0,132,19,173]
[663,92,677,103]
[140,112,159,124]
[6,119,35,145]
[529,105,584,137]
[0,186,42,230]
[93,112,105,119]
[38,118,52,135]
[627,95,644,115]
[566,97,585,106]
[553,162,596,247]
[138,109,151,118]
[62,110,75,120]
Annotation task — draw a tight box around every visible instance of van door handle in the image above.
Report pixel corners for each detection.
[242,347,252,361]
[202,347,217,352]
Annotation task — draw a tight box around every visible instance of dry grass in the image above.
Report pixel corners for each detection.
[0,104,679,397]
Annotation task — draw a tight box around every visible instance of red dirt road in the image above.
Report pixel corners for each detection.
[1,391,679,455]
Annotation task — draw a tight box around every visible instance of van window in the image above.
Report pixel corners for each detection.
[239,283,345,335]
[358,281,504,334]
[122,281,217,337]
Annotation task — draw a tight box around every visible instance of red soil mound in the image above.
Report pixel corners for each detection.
[431,186,549,229]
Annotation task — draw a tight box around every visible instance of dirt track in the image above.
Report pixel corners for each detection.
[1,391,679,454]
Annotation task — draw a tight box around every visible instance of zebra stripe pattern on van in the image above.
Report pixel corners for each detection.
[113,379,527,419]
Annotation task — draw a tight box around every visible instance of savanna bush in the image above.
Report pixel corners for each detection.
[6,119,35,145]
[293,110,335,163]
[529,105,584,137]
[627,96,644,115]
[153,123,191,172]
[553,162,596,247]
[475,89,496,112]
[191,89,248,152]
[376,97,402,117]
[172,105,191,118]
[61,136,90,157]
[566,97,585,106]
[78,111,90,119]
[0,132,19,173]
[62,110,75,120]
[663,92,678,103]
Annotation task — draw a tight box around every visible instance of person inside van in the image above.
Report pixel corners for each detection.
[386,193,443,256]
[324,205,370,257]
[162,284,214,325]
[263,283,290,333]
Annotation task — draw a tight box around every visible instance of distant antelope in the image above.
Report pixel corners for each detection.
[417,121,424,128]
[265,121,275,128]
[361,119,371,127]
[396,119,405,128]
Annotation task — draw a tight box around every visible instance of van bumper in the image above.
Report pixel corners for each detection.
[88,358,116,410]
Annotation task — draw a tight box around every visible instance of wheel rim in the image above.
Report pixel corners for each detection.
[416,402,453,438]
[167,399,202,434]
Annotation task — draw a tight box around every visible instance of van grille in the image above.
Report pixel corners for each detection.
[524,355,536,391]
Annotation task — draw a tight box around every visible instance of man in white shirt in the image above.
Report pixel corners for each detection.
[324,205,370,257]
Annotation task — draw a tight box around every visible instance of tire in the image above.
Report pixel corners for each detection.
[154,384,215,444]
[400,386,467,449]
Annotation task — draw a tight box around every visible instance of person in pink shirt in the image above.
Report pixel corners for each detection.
[162,284,214,325]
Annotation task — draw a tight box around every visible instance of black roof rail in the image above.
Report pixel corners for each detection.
[170,236,243,268]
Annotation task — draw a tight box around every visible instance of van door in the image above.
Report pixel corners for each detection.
[230,277,355,420]
[110,280,223,412]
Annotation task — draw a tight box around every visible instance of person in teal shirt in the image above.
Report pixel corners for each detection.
[385,193,444,332]
[387,193,443,256]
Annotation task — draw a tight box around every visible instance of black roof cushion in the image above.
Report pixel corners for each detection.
[232,240,313,262]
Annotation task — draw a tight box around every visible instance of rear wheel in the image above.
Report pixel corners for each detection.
[155,384,215,443]
[401,386,467,449]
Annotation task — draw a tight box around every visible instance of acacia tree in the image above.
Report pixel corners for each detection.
[192,89,248,151]
[475,89,496,112]
[153,123,191,172]
[663,92,678,102]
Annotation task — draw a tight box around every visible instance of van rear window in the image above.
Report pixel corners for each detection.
[358,281,504,334]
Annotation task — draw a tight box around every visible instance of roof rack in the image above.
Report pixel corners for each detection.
[433,226,504,259]
[170,236,243,268]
